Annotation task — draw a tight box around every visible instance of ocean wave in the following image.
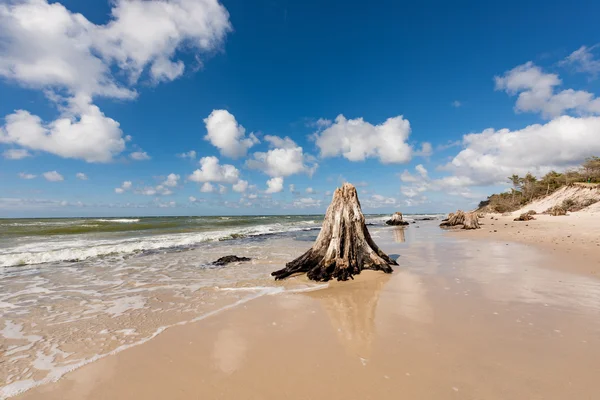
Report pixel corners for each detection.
[0,223,319,268]
[94,219,141,223]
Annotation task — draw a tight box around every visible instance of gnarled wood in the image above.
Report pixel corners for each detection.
[514,213,535,221]
[271,183,397,282]
[386,212,409,226]
[439,210,480,230]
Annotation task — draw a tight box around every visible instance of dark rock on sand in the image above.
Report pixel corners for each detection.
[212,255,251,266]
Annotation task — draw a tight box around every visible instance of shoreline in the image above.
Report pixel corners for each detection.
[10,221,600,399]
[453,212,600,276]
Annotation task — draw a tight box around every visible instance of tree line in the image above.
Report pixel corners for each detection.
[479,156,600,213]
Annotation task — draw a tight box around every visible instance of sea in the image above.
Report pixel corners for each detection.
[0,213,441,397]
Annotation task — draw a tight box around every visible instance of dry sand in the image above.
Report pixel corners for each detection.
[14,221,600,400]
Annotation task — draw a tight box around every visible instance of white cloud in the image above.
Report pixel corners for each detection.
[76,172,88,180]
[176,150,196,159]
[130,151,151,161]
[204,110,258,158]
[0,0,232,162]
[414,142,433,157]
[289,184,296,193]
[362,194,397,208]
[43,170,64,182]
[313,114,412,163]
[400,164,427,182]
[218,184,227,195]
[292,197,321,208]
[189,196,197,202]
[232,180,248,193]
[560,45,600,78]
[495,62,600,118]
[18,172,36,180]
[0,104,125,163]
[306,187,316,194]
[265,177,284,194]
[188,156,240,183]
[115,180,132,194]
[451,100,462,108]
[163,173,180,187]
[247,135,317,177]
[2,148,31,159]
[442,115,600,186]
[200,182,215,193]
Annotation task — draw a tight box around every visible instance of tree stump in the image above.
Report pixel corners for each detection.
[439,210,480,230]
[514,213,535,221]
[271,183,397,282]
[386,212,409,226]
[548,205,567,216]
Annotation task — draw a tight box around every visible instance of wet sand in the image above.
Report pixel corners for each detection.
[455,213,600,276]
[15,222,600,400]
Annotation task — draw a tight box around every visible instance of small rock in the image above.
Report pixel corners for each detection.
[212,255,252,266]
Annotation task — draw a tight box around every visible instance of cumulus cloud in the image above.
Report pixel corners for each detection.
[414,142,433,157]
[495,62,600,118]
[451,100,462,108]
[2,148,31,159]
[204,110,259,158]
[177,150,196,159]
[163,173,180,187]
[232,180,249,193]
[400,164,427,182]
[560,45,600,78]
[130,151,151,161]
[114,180,132,194]
[200,182,215,193]
[0,0,232,162]
[43,170,64,182]
[188,156,240,183]
[18,172,36,180]
[265,177,284,193]
[76,172,88,180]
[313,114,412,163]
[306,187,316,194]
[415,164,428,178]
[247,135,317,178]
[0,104,125,163]
[442,116,600,186]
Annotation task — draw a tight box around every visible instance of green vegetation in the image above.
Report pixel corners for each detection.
[478,157,600,213]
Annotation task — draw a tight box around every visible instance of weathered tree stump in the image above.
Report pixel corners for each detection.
[548,206,567,216]
[514,213,535,221]
[386,212,409,226]
[271,183,397,282]
[439,210,480,230]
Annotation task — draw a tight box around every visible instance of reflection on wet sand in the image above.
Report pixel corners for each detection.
[392,227,406,243]
[309,274,389,360]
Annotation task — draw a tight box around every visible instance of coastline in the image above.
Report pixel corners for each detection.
[11,220,600,400]
[453,212,600,276]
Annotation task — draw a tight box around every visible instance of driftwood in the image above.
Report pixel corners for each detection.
[514,213,535,221]
[213,255,251,266]
[548,206,567,216]
[386,212,409,226]
[272,183,397,282]
[439,210,480,230]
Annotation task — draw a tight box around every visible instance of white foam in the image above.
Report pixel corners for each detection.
[94,219,140,223]
[0,222,319,267]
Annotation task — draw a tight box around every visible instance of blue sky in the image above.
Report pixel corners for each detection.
[1,0,600,217]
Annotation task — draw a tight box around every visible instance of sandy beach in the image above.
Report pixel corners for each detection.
[455,212,600,276]
[10,217,600,400]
